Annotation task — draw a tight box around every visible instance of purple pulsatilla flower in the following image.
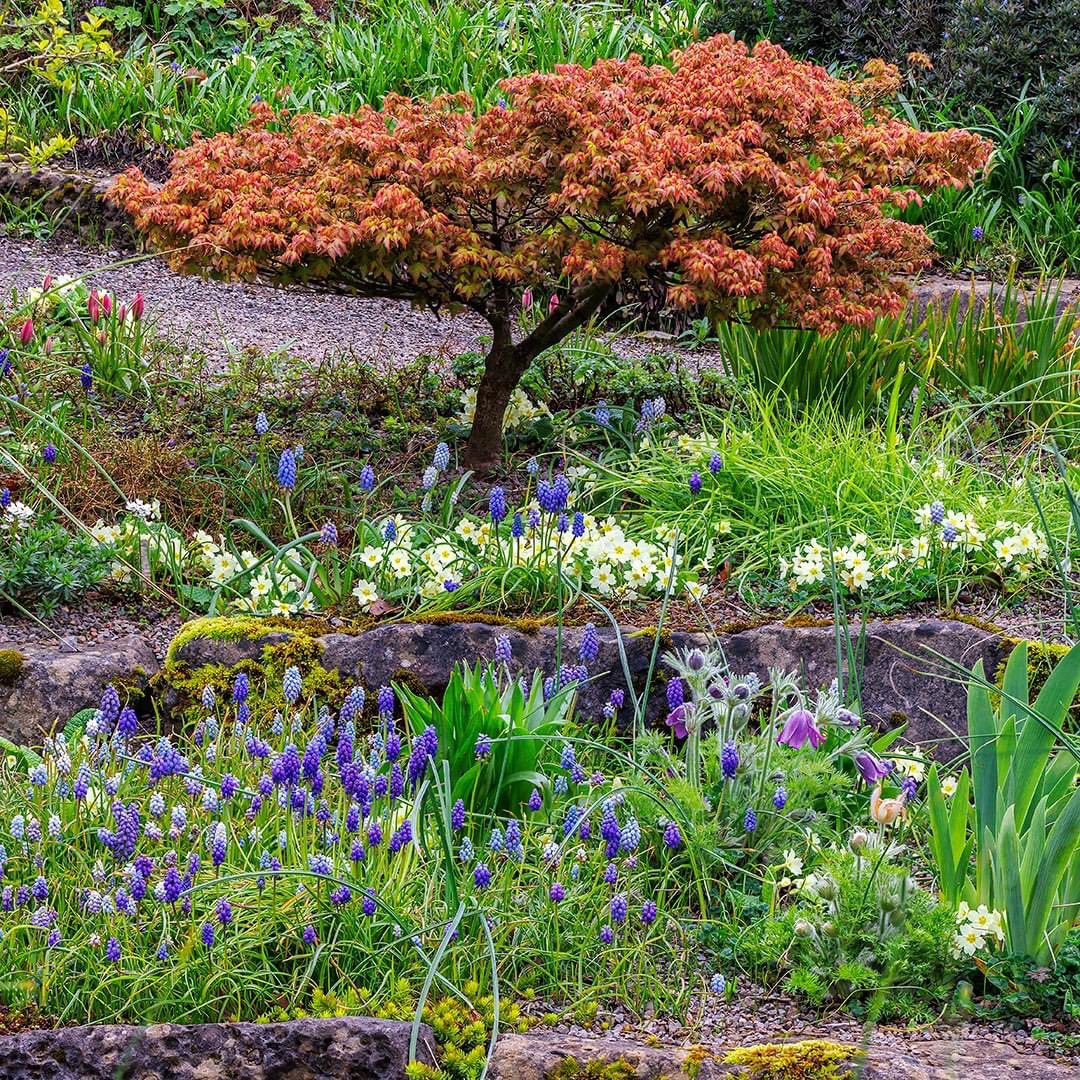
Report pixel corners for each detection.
[744,806,757,832]
[665,704,689,740]
[689,471,702,495]
[359,464,376,492]
[579,623,599,664]
[489,485,507,524]
[777,708,825,749]
[721,743,739,779]
[277,448,297,489]
[853,751,891,784]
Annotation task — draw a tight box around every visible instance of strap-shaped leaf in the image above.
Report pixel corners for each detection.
[992,810,1024,958]
[968,660,999,844]
[1013,643,1080,829]
[1025,785,1080,962]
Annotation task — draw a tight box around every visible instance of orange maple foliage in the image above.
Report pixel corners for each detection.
[112,36,990,466]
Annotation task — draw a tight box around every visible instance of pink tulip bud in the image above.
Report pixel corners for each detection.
[100,293,112,316]
[44,335,55,355]
[548,294,559,314]
[131,291,145,321]
[98,330,107,345]
[88,290,100,324]
[42,273,53,291]
[19,318,33,345]
[118,303,127,322]
[521,287,533,310]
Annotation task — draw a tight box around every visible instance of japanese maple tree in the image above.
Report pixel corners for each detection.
[112,36,989,469]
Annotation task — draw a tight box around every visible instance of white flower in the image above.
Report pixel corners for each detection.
[351,580,380,610]
[940,776,958,797]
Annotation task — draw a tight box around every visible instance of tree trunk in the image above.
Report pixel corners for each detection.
[462,283,612,472]
[462,328,529,473]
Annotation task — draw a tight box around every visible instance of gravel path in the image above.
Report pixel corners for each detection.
[2,236,488,370]
[1,235,703,371]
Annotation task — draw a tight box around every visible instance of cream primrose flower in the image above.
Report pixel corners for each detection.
[940,775,958,797]
[351,580,379,609]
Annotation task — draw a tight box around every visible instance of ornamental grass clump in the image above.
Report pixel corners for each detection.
[111,35,989,468]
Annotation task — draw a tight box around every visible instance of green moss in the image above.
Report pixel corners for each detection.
[992,637,1079,727]
[164,614,352,670]
[0,649,25,686]
[724,1040,857,1080]
[402,610,555,633]
[548,1057,637,1080]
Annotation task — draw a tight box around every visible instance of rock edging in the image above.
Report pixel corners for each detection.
[166,615,1009,760]
[0,1015,433,1080]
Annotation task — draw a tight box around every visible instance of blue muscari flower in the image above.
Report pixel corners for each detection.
[526,457,539,476]
[283,666,302,704]
[708,452,723,474]
[443,578,460,592]
[493,634,512,664]
[572,510,585,537]
[553,775,568,795]
[942,523,958,545]
[0,488,9,507]
[666,677,684,710]
[511,511,524,538]
[106,937,121,963]
[377,685,394,718]
[773,785,788,809]
[451,799,465,830]
[473,863,492,888]
[255,412,268,435]
[232,674,249,704]
[475,733,492,759]
[80,363,93,391]
[610,894,628,924]
[527,788,542,812]
[320,521,338,546]
[433,442,450,471]
[277,448,297,489]
[971,225,984,241]
[619,816,640,851]
[29,764,47,786]
[383,518,397,541]
[663,821,681,849]
[0,349,10,377]
[359,464,376,491]
[557,512,568,533]
[579,623,599,663]
[594,400,610,425]
[489,485,507,523]
[459,836,474,861]
[929,500,945,525]
[201,922,215,948]
[721,743,739,779]
[489,827,504,852]
[710,972,726,994]
[422,465,437,491]
[42,444,57,464]
[744,806,757,832]
[689,471,702,495]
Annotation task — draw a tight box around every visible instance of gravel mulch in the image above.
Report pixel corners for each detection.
[0,593,184,665]
[524,981,1079,1066]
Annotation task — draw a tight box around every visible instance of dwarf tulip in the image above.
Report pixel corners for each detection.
[548,293,559,314]
[101,293,112,316]
[19,319,33,345]
[44,336,55,355]
[131,291,145,320]
[88,291,100,323]
[521,287,533,309]
[118,304,128,321]
[42,273,53,291]
[870,785,906,825]
[777,708,824,749]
